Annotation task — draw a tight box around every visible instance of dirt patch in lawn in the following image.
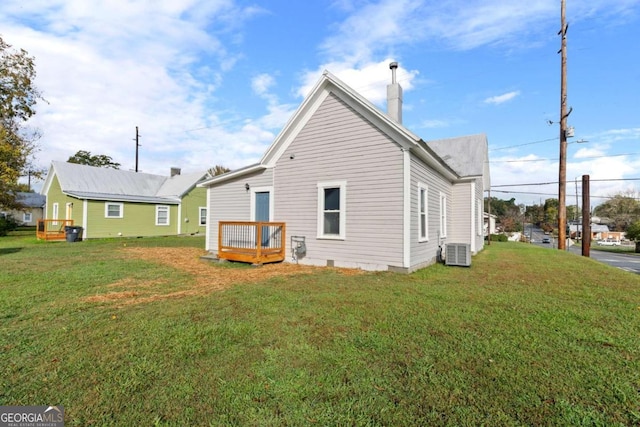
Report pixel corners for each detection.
[83,247,362,306]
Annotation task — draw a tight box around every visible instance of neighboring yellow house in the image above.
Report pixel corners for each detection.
[41,162,208,239]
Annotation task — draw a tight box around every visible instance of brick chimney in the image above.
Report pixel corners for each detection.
[387,62,403,124]
[170,167,181,177]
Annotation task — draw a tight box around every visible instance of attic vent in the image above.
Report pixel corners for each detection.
[445,243,471,267]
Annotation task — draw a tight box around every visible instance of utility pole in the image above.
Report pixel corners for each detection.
[557,0,569,250]
[574,177,579,222]
[134,126,141,172]
[581,175,590,257]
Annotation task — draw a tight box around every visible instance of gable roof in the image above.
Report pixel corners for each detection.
[42,161,206,204]
[17,192,46,208]
[200,70,489,187]
[428,134,491,189]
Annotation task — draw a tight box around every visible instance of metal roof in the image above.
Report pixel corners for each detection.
[46,161,206,203]
[427,134,488,178]
[17,192,46,208]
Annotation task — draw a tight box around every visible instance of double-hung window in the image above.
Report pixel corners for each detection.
[317,181,346,239]
[418,183,428,242]
[156,205,170,226]
[105,203,123,218]
[52,203,59,225]
[199,207,207,226]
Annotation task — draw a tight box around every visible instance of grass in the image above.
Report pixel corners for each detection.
[1,232,639,426]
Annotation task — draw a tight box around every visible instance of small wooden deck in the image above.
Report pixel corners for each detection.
[218,221,286,265]
[37,219,73,241]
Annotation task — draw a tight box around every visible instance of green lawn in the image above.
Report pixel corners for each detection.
[1,233,639,426]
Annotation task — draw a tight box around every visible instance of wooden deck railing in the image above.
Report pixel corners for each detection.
[37,219,73,241]
[218,221,286,264]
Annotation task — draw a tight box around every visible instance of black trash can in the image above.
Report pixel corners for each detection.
[64,226,83,242]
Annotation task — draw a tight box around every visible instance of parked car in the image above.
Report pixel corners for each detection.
[596,239,621,246]
[542,237,551,244]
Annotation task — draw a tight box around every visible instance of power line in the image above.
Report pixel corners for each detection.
[492,189,640,199]
[492,177,640,188]
[489,137,557,151]
[489,152,640,163]
[491,189,640,201]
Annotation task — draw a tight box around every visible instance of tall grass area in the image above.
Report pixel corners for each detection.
[1,233,639,426]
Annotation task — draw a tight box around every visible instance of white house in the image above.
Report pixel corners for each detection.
[199,64,490,272]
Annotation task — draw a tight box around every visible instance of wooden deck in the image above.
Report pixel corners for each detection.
[218,221,286,265]
[37,219,74,241]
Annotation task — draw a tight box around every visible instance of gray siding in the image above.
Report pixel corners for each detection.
[273,92,405,270]
[205,169,273,251]
[449,179,487,254]
[449,182,472,244]
[409,155,452,271]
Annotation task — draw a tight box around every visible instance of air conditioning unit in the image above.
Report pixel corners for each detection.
[445,243,471,267]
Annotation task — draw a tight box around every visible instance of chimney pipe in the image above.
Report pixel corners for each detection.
[390,61,398,84]
[387,62,403,124]
[170,167,181,177]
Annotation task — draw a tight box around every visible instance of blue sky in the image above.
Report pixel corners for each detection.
[2,0,639,208]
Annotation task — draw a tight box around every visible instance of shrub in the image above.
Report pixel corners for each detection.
[487,233,508,242]
[0,215,19,236]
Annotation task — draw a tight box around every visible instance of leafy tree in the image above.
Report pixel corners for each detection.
[67,150,121,169]
[626,220,640,253]
[0,36,44,211]
[485,197,525,232]
[593,191,640,231]
[500,216,520,233]
[14,183,32,192]
[524,204,544,225]
[542,198,559,230]
[207,165,230,177]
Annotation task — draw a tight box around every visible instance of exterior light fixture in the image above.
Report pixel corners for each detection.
[245,183,250,191]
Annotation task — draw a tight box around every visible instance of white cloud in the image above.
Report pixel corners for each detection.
[251,74,276,97]
[2,0,270,177]
[296,59,420,107]
[320,0,425,62]
[484,91,520,105]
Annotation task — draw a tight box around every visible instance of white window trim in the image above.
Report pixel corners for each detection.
[155,205,170,226]
[23,212,32,223]
[249,186,274,222]
[317,181,346,240]
[65,202,73,220]
[418,182,429,242]
[105,202,123,219]
[439,192,447,238]
[199,207,207,226]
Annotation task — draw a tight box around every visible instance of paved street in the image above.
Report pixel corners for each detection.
[568,245,640,275]
[523,224,640,274]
